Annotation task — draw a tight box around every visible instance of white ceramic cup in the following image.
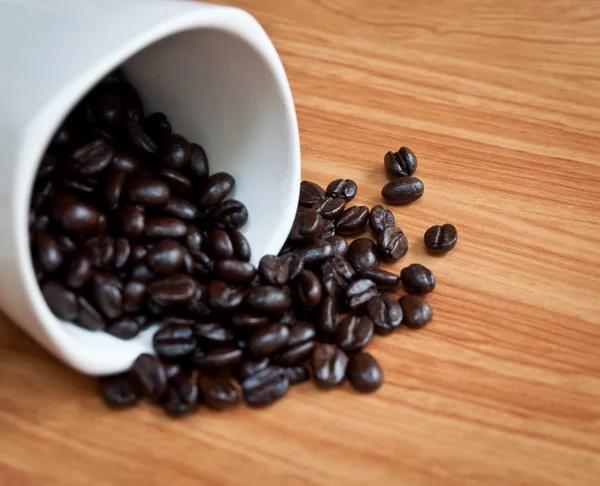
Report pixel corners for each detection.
[0,0,300,375]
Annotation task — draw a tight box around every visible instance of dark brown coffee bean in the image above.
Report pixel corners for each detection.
[258,255,289,286]
[192,322,235,347]
[111,150,140,173]
[189,143,209,179]
[106,318,139,339]
[91,273,122,319]
[144,217,187,239]
[158,168,193,195]
[288,207,323,244]
[275,322,315,366]
[112,238,131,269]
[37,153,57,180]
[197,172,235,207]
[56,234,77,255]
[192,253,213,279]
[206,199,248,230]
[162,134,190,169]
[321,219,336,239]
[238,358,270,380]
[35,232,63,273]
[369,205,395,233]
[378,226,408,262]
[284,365,310,385]
[296,270,322,307]
[246,286,292,313]
[64,254,92,289]
[248,323,290,357]
[103,170,127,210]
[346,278,379,312]
[186,284,211,318]
[321,255,356,291]
[198,374,240,410]
[70,137,114,175]
[117,204,145,238]
[184,224,204,257]
[124,120,156,154]
[294,239,333,265]
[52,194,105,236]
[148,274,196,306]
[77,296,106,330]
[347,353,383,393]
[316,296,339,340]
[228,228,251,262]
[358,267,399,291]
[153,325,196,359]
[98,373,140,409]
[335,206,369,236]
[367,293,403,335]
[337,314,374,353]
[91,89,122,125]
[299,180,325,207]
[313,197,346,220]
[207,228,234,259]
[62,177,97,196]
[280,253,303,280]
[122,281,146,313]
[401,264,436,294]
[207,281,244,312]
[312,343,348,389]
[32,179,55,210]
[42,280,78,321]
[127,177,170,206]
[142,112,171,140]
[192,347,243,370]
[214,259,256,285]
[146,240,184,275]
[242,366,289,407]
[381,177,424,205]
[384,147,417,178]
[162,196,198,221]
[231,312,269,329]
[131,353,167,400]
[424,223,458,254]
[161,373,198,417]
[326,179,357,201]
[325,236,348,258]
[399,295,433,329]
[347,238,378,270]
[82,235,115,269]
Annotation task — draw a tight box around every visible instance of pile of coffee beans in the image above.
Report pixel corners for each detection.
[29,69,457,417]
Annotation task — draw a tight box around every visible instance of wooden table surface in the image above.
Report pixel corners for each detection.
[2,0,600,484]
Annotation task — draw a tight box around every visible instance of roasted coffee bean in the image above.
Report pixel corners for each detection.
[162,134,190,169]
[284,365,310,385]
[369,205,395,233]
[182,249,194,275]
[192,322,235,347]
[117,204,145,238]
[242,366,289,407]
[70,137,114,175]
[228,228,250,262]
[189,143,209,179]
[124,120,156,154]
[153,325,197,359]
[82,235,115,268]
[347,353,383,393]
[326,179,357,201]
[321,219,336,239]
[232,312,269,329]
[248,323,290,358]
[131,353,167,400]
[280,253,303,280]
[312,343,348,389]
[294,240,333,265]
[288,207,323,243]
[367,293,403,335]
[325,236,348,258]
[275,322,315,366]
[146,240,184,275]
[113,238,131,269]
[98,373,140,409]
[192,347,243,370]
[381,177,424,205]
[346,279,379,312]
[336,314,374,353]
[130,263,154,282]
[399,295,433,329]
[56,234,77,255]
[207,228,234,259]
[193,253,214,279]
[158,168,193,195]
[52,194,105,236]
[148,274,196,306]
[214,259,256,285]
[401,263,436,294]
[358,267,399,290]
[65,253,93,289]
[106,318,139,339]
[246,286,292,313]
[198,374,240,410]
[161,373,198,417]
[378,226,408,262]
[184,225,205,258]
[122,281,146,313]
[77,296,106,330]
[316,296,339,340]
[111,150,141,173]
[91,90,122,125]
[144,217,187,238]
[384,146,417,178]
[238,358,270,380]
[347,238,379,270]
[296,270,322,307]
[258,255,289,286]
[42,280,78,321]
[37,153,57,180]
[163,316,197,327]
[335,206,369,236]
[313,197,346,220]
[424,223,458,254]
[103,170,127,210]
[127,177,170,206]
[207,281,245,312]
[91,273,122,319]
[299,180,326,207]
[35,232,63,273]
[62,177,97,196]
[186,284,211,318]
[162,196,198,221]
[321,255,356,290]
[114,82,144,122]
[206,199,248,229]
[32,179,55,210]
[197,172,235,207]
[142,112,171,140]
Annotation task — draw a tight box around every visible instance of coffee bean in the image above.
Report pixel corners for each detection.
[312,343,348,389]
[184,224,204,257]
[399,295,433,329]
[98,373,140,409]
[189,143,209,180]
[65,253,93,289]
[336,314,374,353]
[345,278,379,312]
[158,168,193,195]
[248,323,291,358]
[424,223,458,254]
[161,373,198,417]
[127,177,171,206]
[124,120,156,154]
[321,255,356,291]
[192,322,235,347]
[367,293,403,335]
[52,194,105,236]
[162,196,199,221]
[113,238,131,269]
[288,207,323,243]
[82,235,115,268]
[238,358,270,380]
[284,365,310,385]
[193,253,214,280]
[91,90,122,125]
[148,274,196,306]
[369,205,395,233]
[321,219,336,239]
[347,238,379,270]
[192,347,243,370]
[335,206,369,236]
[246,286,292,313]
[162,134,190,169]
[206,199,248,229]
[70,137,114,175]
[381,177,424,205]
[207,281,245,312]
[131,353,167,400]
[296,270,322,307]
[228,228,251,262]
[106,318,139,339]
[316,296,339,341]
[326,179,357,201]
[325,236,348,258]
[214,259,256,285]
[103,170,127,210]
[207,228,234,259]
[117,204,145,238]
[111,150,141,173]
[347,353,383,393]
[275,322,315,366]
[280,253,303,280]
[142,112,171,139]
[144,217,187,238]
[37,154,57,180]
[231,312,269,329]
[153,325,197,359]
[32,179,55,210]
[146,240,184,275]
[90,273,122,319]
[77,296,106,330]
[198,374,240,410]
[401,264,436,294]
[258,255,289,286]
[114,82,144,122]
[299,180,325,207]
[313,197,346,220]
[197,172,235,207]
[384,147,417,178]
[294,240,333,265]
[122,281,146,313]
[42,280,78,321]
[186,284,211,318]
[378,226,408,262]
[242,366,289,407]
[35,232,63,273]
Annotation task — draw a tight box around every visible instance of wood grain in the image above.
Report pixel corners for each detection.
[2,0,600,484]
